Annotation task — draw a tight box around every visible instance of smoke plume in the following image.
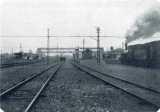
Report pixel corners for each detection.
[126,7,160,42]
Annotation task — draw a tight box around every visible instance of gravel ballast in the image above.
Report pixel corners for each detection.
[80,59,160,93]
[32,61,157,112]
[0,62,55,93]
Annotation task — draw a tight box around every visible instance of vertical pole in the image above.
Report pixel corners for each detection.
[83,38,85,52]
[78,47,80,63]
[125,40,127,50]
[97,27,100,64]
[11,48,13,56]
[47,28,50,65]
[57,41,59,64]
[20,43,22,52]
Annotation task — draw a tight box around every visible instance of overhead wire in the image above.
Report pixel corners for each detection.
[0,35,124,38]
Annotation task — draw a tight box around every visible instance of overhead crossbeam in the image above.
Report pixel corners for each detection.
[37,47,104,54]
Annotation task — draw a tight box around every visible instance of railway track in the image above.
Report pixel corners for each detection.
[0,60,42,69]
[29,61,158,112]
[0,63,58,97]
[72,62,160,108]
[0,63,63,112]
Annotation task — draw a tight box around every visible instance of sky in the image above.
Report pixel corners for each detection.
[0,0,159,53]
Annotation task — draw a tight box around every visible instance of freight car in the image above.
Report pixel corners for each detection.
[121,35,160,68]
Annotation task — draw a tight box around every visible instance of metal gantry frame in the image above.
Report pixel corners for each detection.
[0,27,125,64]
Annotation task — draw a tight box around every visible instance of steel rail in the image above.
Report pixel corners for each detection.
[0,60,42,69]
[0,64,58,97]
[76,63,160,94]
[72,62,160,108]
[24,63,62,112]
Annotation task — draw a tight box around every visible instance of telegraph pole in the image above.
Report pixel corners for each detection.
[97,27,100,64]
[11,48,13,56]
[57,41,59,63]
[47,28,50,64]
[19,43,22,52]
[83,38,85,52]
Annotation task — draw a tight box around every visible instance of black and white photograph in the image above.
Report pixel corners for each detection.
[0,0,160,112]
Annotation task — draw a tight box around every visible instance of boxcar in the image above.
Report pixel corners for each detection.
[121,38,160,68]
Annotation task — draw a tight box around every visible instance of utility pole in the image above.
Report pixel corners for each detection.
[78,47,80,63]
[19,43,22,52]
[57,41,59,63]
[11,48,13,56]
[47,28,50,65]
[83,38,85,52]
[97,27,100,64]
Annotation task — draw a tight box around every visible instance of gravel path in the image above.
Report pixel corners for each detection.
[31,61,157,112]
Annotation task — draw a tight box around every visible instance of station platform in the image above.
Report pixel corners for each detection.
[80,59,160,93]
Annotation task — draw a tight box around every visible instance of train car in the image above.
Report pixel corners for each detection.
[121,33,160,68]
[127,44,149,67]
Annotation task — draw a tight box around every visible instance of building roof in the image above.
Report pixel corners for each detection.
[128,32,160,46]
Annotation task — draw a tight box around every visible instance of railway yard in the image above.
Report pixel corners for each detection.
[1,0,160,111]
[0,59,159,112]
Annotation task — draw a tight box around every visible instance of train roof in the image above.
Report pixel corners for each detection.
[128,32,160,46]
